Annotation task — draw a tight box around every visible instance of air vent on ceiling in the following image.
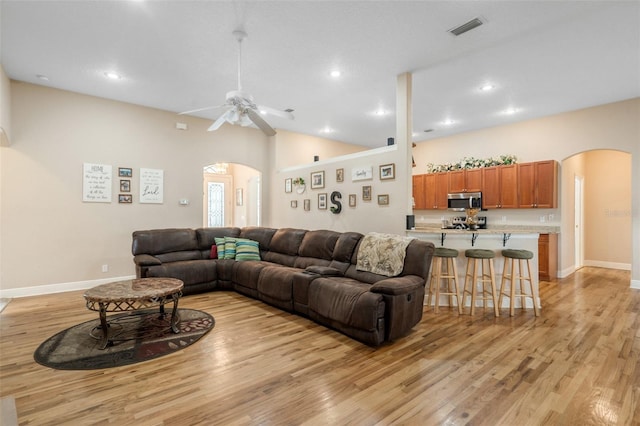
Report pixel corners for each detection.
[448,17,484,36]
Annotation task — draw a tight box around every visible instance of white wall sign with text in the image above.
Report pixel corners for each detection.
[351,166,373,182]
[139,168,164,204]
[82,163,112,203]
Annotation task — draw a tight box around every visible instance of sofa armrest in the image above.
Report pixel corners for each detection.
[133,254,162,266]
[370,275,424,295]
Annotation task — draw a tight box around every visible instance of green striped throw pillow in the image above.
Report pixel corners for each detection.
[235,238,261,261]
[214,237,226,259]
[224,237,237,259]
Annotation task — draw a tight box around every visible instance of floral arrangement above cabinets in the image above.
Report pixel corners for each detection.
[426,155,517,173]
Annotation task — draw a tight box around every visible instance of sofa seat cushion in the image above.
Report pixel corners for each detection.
[146,259,216,286]
[257,266,301,309]
[308,277,384,331]
[233,260,279,290]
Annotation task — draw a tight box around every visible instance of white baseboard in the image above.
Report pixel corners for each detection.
[558,266,576,279]
[584,260,631,271]
[631,280,640,290]
[0,275,136,299]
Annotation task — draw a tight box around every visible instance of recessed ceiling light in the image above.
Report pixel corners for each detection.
[36,74,49,81]
[329,70,341,78]
[479,83,495,92]
[374,109,386,116]
[502,107,520,115]
[320,126,334,134]
[442,119,456,126]
[104,71,122,80]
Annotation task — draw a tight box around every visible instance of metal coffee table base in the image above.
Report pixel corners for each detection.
[83,278,184,350]
[95,292,181,349]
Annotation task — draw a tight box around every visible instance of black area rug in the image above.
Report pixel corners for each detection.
[34,308,214,370]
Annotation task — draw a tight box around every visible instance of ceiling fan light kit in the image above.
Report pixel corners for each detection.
[179,29,293,136]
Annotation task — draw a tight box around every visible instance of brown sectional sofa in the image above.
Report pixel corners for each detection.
[132,226,435,346]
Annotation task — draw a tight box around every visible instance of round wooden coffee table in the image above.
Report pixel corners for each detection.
[83,278,184,349]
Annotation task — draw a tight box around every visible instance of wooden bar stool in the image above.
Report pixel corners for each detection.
[427,247,462,314]
[499,249,540,316]
[463,249,499,316]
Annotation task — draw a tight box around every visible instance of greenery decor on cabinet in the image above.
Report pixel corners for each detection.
[412,159,557,211]
[426,155,517,173]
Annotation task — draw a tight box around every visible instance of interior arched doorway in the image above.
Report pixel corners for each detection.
[203,163,261,228]
[560,149,632,276]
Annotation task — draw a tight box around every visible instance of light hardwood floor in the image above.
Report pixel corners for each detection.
[0,267,638,425]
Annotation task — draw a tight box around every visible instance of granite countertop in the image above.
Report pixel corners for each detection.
[408,225,560,234]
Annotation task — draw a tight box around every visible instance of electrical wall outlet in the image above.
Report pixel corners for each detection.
[539,215,547,223]
[501,216,507,223]
[101,264,108,273]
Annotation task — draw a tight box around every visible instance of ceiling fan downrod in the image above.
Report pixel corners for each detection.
[233,29,247,92]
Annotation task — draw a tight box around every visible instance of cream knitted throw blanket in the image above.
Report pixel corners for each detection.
[356,232,413,277]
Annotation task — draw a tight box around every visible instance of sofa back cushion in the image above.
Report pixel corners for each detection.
[328,232,362,274]
[298,230,340,260]
[132,228,198,256]
[268,228,307,255]
[196,227,241,251]
[239,227,277,257]
[263,228,306,267]
[155,250,202,263]
[401,240,435,279]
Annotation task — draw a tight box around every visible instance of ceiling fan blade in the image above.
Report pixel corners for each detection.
[208,109,234,131]
[179,104,227,116]
[246,108,277,136]
[257,105,294,120]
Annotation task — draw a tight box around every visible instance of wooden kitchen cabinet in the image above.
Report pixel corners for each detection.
[423,172,449,210]
[519,161,558,208]
[538,233,558,281]
[412,174,426,210]
[482,164,518,209]
[448,168,483,193]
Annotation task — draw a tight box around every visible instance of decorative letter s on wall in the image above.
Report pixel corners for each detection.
[330,191,342,214]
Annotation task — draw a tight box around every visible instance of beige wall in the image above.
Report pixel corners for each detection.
[2,82,638,295]
[1,82,272,293]
[583,150,632,267]
[0,65,10,146]
[413,98,640,285]
[271,145,409,235]
[561,150,632,272]
[0,82,372,296]
[272,129,364,170]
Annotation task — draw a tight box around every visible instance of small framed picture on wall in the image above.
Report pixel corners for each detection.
[378,194,390,205]
[318,193,327,209]
[379,163,395,180]
[349,194,356,207]
[311,171,325,189]
[118,167,132,177]
[120,180,131,192]
[362,185,372,201]
[304,199,310,211]
[118,194,132,204]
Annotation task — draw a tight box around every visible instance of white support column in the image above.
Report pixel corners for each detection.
[396,72,413,215]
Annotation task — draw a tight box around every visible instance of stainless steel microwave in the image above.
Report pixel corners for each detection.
[447,192,482,211]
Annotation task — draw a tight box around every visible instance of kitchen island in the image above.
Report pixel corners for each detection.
[407,225,559,311]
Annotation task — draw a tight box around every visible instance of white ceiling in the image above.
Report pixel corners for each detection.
[2,1,639,149]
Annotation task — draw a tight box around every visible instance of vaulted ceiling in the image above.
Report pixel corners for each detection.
[2,1,639,148]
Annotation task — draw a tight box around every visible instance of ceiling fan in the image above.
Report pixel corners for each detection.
[179,29,293,136]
